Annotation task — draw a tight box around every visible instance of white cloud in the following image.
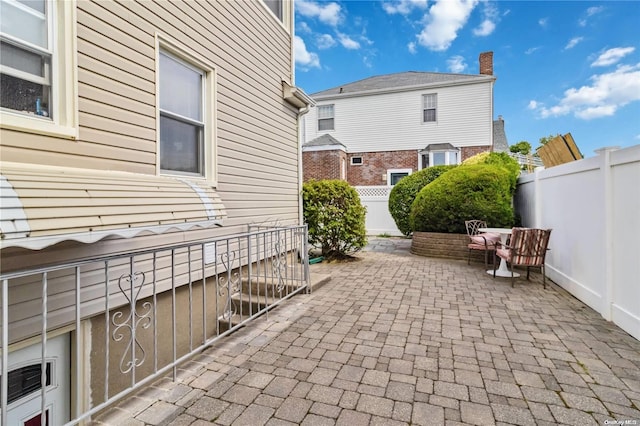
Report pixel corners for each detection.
[591,47,635,67]
[316,34,336,49]
[296,0,342,26]
[294,36,320,70]
[586,6,605,16]
[579,5,605,26]
[525,46,540,55]
[538,17,548,28]
[416,0,480,51]
[531,63,640,120]
[337,33,361,50]
[382,0,428,15]
[564,37,584,50]
[473,19,495,36]
[447,55,467,73]
[408,41,417,54]
[473,1,498,36]
[297,22,312,34]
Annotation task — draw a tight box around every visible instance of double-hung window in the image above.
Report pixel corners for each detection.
[1,0,51,117]
[159,49,207,177]
[422,93,437,123]
[0,0,76,136]
[317,104,334,131]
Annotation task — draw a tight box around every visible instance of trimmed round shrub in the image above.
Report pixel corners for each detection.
[388,165,456,236]
[463,151,520,191]
[303,179,367,259]
[410,165,515,234]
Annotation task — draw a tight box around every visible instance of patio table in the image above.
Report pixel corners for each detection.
[478,227,520,278]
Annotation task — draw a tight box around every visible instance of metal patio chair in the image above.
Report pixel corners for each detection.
[493,227,552,288]
[465,220,500,267]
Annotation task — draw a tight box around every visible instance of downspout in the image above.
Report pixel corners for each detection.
[297,106,310,225]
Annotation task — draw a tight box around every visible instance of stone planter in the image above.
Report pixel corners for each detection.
[411,231,488,263]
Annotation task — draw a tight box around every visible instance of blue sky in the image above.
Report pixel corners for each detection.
[293,0,640,157]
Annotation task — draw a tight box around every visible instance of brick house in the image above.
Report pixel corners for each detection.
[302,52,503,186]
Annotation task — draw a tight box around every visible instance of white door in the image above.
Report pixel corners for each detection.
[6,334,70,426]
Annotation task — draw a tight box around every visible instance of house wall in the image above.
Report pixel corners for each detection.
[348,150,416,186]
[1,0,301,356]
[514,145,640,341]
[303,149,346,181]
[303,81,493,153]
[1,1,300,270]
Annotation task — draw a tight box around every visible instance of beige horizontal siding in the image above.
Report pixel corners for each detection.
[1,0,301,344]
[1,162,225,240]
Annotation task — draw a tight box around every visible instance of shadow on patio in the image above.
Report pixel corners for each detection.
[97,241,640,425]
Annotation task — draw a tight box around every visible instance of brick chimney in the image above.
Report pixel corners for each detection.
[479,51,493,75]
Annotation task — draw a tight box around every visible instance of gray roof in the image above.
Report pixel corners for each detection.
[420,143,458,152]
[312,71,493,98]
[303,133,346,148]
[493,117,509,152]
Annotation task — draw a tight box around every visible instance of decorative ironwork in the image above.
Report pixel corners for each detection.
[272,237,287,292]
[218,251,240,319]
[112,271,152,374]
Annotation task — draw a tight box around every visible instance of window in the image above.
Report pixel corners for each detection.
[422,93,437,123]
[2,362,51,404]
[263,0,282,21]
[419,144,459,169]
[317,104,334,131]
[159,47,213,178]
[387,169,412,186]
[350,156,362,165]
[0,0,77,137]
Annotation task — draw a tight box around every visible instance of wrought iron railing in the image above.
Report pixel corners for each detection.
[0,225,309,425]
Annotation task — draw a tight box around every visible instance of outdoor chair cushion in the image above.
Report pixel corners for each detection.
[470,233,500,245]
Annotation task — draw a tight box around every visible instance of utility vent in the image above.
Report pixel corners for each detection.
[351,157,363,165]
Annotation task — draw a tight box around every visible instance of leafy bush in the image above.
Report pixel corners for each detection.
[410,165,515,234]
[303,180,367,259]
[388,165,456,236]
[462,151,520,191]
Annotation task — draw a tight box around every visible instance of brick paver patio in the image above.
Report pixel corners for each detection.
[97,238,640,425]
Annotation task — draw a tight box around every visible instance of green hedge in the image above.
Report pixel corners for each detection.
[462,151,520,192]
[303,180,367,259]
[409,164,515,234]
[388,165,456,236]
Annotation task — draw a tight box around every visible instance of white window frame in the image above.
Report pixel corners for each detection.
[260,0,292,31]
[418,150,459,169]
[0,0,78,139]
[422,93,437,123]
[387,168,412,186]
[317,104,334,131]
[350,156,363,166]
[156,34,217,184]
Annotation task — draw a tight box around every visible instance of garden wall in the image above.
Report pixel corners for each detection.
[411,232,489,263]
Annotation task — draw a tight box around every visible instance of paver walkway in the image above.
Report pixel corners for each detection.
[98,239,640,425]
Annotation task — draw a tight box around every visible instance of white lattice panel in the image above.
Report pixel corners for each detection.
[355,186,391,198]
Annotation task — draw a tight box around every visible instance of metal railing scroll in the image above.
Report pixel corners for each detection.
[0,225,310,425]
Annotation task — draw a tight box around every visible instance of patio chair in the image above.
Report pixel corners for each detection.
[493,227,552,288]
[465,220,500,267]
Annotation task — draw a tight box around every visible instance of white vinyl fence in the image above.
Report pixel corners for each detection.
[355,186,403,236]
[514,145,640,340]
